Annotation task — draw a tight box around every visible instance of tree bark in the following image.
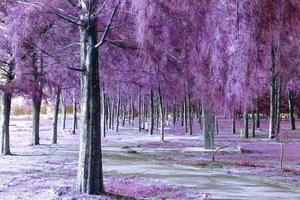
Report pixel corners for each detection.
[255,98,260,128]
[149,89,154,135]
[61,102,67,130]
[184,96,188,133]
[32,98,41,145]
[52,88,61,144]
[288,90,296,130]
[252,110,255,138]
[77,16,103,194]
[232,112,236,134]
[202,104,215,149]
[72,98,77,135]
[276,78,282,136]
[243,109,249,139]
[181,100,184,126]
[138,93,142,132]
[269,46,277,139]
[0,91,12,155]
[158,88,164,141]
[102,92,106,137]
[115,90,121,132]
[187,94,192,135]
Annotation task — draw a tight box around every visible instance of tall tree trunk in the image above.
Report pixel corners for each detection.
[181,100,184,126]
[187,94,192,135]
[61,102,67,130]
[52,88,61,144]
[243,109,249,139]
[269,46,277,139]
[138,93,142,132]
[232,111,236,134]
[108,97,112,129]
[172,102,176,125]
[77,16,103,194]
[202,103,215,149]
[149,89,154,135]
[111,99,115,130]
[122,101,126,127]
[158,88,164,141]
[184,96,188,133]
[215,117,219,134]
[156,94,159,131]
[102,92,106,137]
[252,110,255,138]
[142,96,146,130]
[288,90,296,130]
[255,98,260,128]
[0,91,12,155]
[115,90,121,132]
[276,78,282,136]
[72,98,77,135]
[32,98,41,145]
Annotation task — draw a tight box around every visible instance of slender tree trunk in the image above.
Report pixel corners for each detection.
[102,93,106,137]
[108,97,112,129]
[77,16,103,194]
[215,117,219,134]
[138,93,142,132]
[202,103,215,149]
[181,100,184,126]
[288,90,296,130]
[32,98,41,145]
[61,102,67,130]
[252,110,255,138]
[111,99,115,130]
[0,91,12,155]
[158,88,164,141]
[184,96,188,133]
[187,94,192,135]
[128,97,132,125]
[172,102,176,125]
[255,98,260,128]
[149,89,154,135]
[72,99,77,135]
[115,90,121,132]
[52,88,61,144]
[156,94,159,131]
[243,109,249,139]
[269,46,277,139]
[276,78,282,136]
[232,112,236,134]
[142,96,146,130]
[122,101,126,127]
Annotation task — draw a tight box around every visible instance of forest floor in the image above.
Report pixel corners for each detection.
[0,116,299,200]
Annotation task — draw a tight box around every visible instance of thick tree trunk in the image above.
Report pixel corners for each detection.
[77,16,103,194]
[288,90,296,130]
[32,98,41,145]
[243,110,249,139]
[0,91,12,155]
[149,89,154,135]
[202,105,215,149]
[52,88,61,144]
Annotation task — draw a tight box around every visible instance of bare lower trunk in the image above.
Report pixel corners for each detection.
[77,16,103,194]
[181,100,184,126]
[269,77,276,139]
[138,93,142,132]
[158,88,164,141]
[52,88,61,144]
[142,96,146,130]
[288,90,296,130]
[72,100,77,135]
[115,90,121,132]
[149,90,154,135]
[187,94,192,135]
[252,110,255,138]
[276,78,282,136]
[61,103,66,130]
[243,109,249,139]
[32,98,41,145]
[0,91,12,155]
[232,112,236,134]
[202,104,215,149]
[102,92,106,137]
[122,101,126,127]
[184,96,188,133]
[256,99,260,128]
[172,102,176,125]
